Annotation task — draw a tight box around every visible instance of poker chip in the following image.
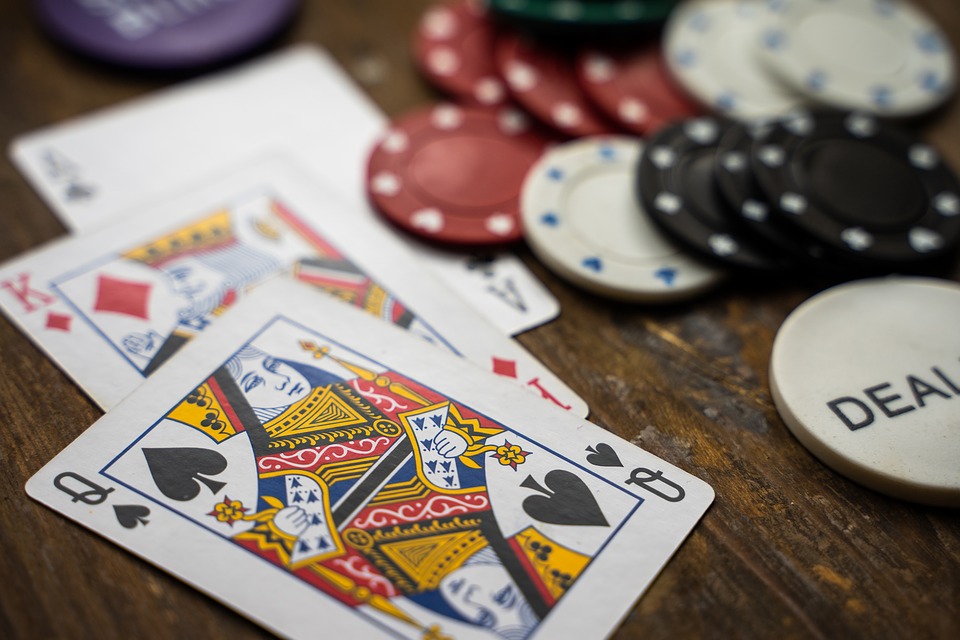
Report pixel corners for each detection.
[663,0,806,120]
[637,118,794,271]
[33,0,299,70]
[412,0,507,106]
[770,276,960,507]
[521,136,726,302]
[751,111,960,269]
[488,0,678,37]
[713,119,841,268]
[367,104,550,246]
[495,32,617,137]
[576,42,702,136]
[758,0,956,117]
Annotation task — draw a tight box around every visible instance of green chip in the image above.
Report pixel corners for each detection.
[487,0,678,26]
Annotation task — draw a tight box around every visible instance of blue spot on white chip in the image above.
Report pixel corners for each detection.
[655,267,677,286]
[716,92,736,112]
[541,212,559,226]
[547,167,564,181]
[762,28,786,50]
[920,72,944,93]
[806,70,827,92]
[598,145,616,161]
[675,50,696,68]
[917,31,945,54]
[582,257,603,272]
[872,86,893,107]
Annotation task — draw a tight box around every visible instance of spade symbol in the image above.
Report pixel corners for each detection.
[521,470,608,527]
[142,447,228,502]
[585,443,623,468]
[114,504,150,529]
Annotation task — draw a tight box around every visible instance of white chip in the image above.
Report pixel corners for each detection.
[757,0,956,117]
[770,277,960,507]
[520,137,725,303]
[664,0,806,120]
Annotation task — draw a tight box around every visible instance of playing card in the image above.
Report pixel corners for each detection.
[417,249,559,336]
[8,45,558,336]
[27,278,713,640]
[0,157,585,415]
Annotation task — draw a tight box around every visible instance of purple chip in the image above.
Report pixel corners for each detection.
[33,0,301,70]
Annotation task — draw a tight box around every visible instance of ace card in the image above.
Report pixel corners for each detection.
[28,279,713,640]
[0,157,585,415]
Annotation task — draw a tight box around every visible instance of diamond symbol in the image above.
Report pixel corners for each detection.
[94,274,152,319]
[45,312,72,332]
[411,208,444,233]
[582,257,603,272]
[654,267,677,286]
[492,357,518,378]
[540,212,559,226]
[840,227,873,251]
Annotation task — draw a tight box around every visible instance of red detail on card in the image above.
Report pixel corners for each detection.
[45,312,72,332]
[93,274,152,319]
[0,272,56,313]
[492,357,518,378]
[526,377,572,411]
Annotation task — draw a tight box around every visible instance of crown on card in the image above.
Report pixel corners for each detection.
[123,210,235,266]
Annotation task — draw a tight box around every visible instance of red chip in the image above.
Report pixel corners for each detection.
[576,43,702,136]
[366,103,549,246]
[494,32,618,138]
[412,0,506,106]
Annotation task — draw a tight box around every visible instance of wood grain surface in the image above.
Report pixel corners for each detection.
[1,1,959,639]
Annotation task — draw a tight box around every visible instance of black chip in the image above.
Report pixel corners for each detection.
[714,120,849,271]
[750,111,960,268]
[635,117,795,272]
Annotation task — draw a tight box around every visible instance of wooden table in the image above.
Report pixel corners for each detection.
[1,1,958,638]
